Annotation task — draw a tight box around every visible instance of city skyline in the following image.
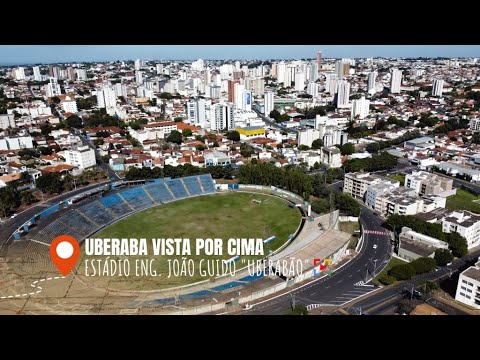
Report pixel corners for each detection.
[1,45,480,65]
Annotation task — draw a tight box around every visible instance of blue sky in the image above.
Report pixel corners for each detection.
[1,45,479,65]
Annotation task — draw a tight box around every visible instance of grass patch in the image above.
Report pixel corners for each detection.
[373,256,408,286]
[446,188,480,214]
[386,173,405,185]
[339,221,361,250]
[79,192,301,290]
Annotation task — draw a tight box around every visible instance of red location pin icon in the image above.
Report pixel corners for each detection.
[50,234,80,276]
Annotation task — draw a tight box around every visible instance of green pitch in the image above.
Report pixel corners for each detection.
[78,192,301,290]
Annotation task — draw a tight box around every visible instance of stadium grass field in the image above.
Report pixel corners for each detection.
[78,192,301,291]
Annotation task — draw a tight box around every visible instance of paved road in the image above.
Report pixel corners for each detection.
[241,208,391,315]
[342,250,480,315]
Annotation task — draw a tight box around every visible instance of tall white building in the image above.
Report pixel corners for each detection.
[432,79,444,97]
[135,59,141,71]
[187,99,206,126]
[298,129,320,147]
[45,77,62,98]
[336,80,350,108]
[264,91,274,116]
[33,66,42,81]
[469,118,480,132]
[325,74,338,94]
[96,86,117,108]
[14,67,26,81]
[455,260,480,309]
[212,103,235,131]
[368,71,376,95]
[351,96,370,119]
[64,145,96,169]
[442,211,480,249]
[0,114,15,130]
[307,82,318,97]
[277,62,286,83]
[135,71,143,85]
[242,89,252,111]
[76,69,88,81]
[61,95,78,113]
[191,59,204,71]
[390,68,402,94]
[156,63,163,75]
[114,83,128,98]
[294,71,306,91]
[234,83,245,110]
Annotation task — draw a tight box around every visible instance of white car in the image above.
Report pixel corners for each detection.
[10,213,18,219]
[373,244,378,249]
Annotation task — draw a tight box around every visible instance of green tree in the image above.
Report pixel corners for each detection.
[174,117,183,122]
[378,274,396,285]
[182,128,192,137]
[298,145,310,151]
[446,233,468,258]
[269,109,280,121]
[0,186,20,217]
[388,264,416,280]
[20,191,36,205]
[334,193,360,216]
[226,131,240,142]
[418,280,440,294]
[338,143,355,155]
[313,161,321,170]
[166,130,183,144]
[287,305,308,315]
[434,249,454,266]
[311,198,330,215]
[37,146,52,156]
[35,173,64,194]
[410,257,436,275]
[65,115,83,128]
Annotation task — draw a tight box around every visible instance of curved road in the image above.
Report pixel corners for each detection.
[241,208,391,315]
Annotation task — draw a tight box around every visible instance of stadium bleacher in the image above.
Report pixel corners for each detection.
[199,174,216,193]
[182,176,203,196]
[165,179,189,198]
[143,182,175,203]
[60,210,97,238]
[77,201,116,226]
[120,187,154,210]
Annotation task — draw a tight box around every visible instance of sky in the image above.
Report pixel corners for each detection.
[0,45,479,65]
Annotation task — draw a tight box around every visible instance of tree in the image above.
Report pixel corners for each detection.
[269,109,280,121]
[446,233,468,258]
[65,115,83,128]
[174,117,183,122]
[35,173,64,194]
[287,305,308,315]
[20,191,36,205]
[338,143,355,155]
[418,280,440,294]
[313,161,320,170]
[182,128,192,138]
[37,146,52,156]
[93,138,104,146]
[311,139,324,150]
[388,264,416,280]
[378,274,396,285]
[298,145,310,151]
[166,130,183,145]
[434,249,454,266]
[0,186,20,217]
[410,257,436,275]
[226,131,240,142]
[212,141,219,148]
[311,198,330,215]
[334,193,360,217]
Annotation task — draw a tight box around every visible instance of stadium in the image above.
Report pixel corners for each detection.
[6,175,304,290]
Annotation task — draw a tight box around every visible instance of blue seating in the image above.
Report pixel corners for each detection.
[36,220,80,244]
[77,201,116,226]
[182,176,203,195]
[108,201,132,217]
[99,194,123,208]
[60,210,96,238]
[120,187,154,210]
[210,281,244,292]
[144,182,174,203]
[165,179,188,198]
[199,174,215,193]
[38,204,60,219]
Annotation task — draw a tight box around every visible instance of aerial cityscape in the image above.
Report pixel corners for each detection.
[0,45,480,315]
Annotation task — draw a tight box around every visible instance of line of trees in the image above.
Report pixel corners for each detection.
[379,257,437,284]
[124,164,235,181]
[366,130,420,153]
[238,163,312,199]
[344,151,398,173]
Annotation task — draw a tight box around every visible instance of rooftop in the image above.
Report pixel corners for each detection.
[461,266,480,282]
[399,238,436,257]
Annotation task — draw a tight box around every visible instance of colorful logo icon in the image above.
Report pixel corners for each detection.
[50,234,80,276]
[313,258,331,276]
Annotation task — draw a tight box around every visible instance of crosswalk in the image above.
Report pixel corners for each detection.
[363,230,390,236]
[354,280,375,287]
[306,304,322,311]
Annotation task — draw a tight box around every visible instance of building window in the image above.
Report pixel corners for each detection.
[466,295,471,299]
[468,282,474,287]
[467,288,472,293]
[461,286,466,290]
[460,292,465,296]
[462,280,468,284]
